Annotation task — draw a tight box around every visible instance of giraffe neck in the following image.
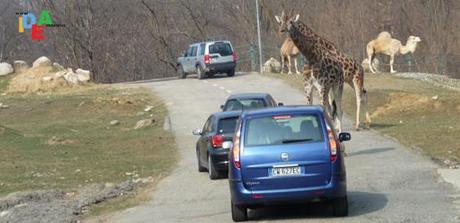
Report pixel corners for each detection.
[288,21,322,64]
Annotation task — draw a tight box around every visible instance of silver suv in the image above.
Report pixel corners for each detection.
[177,41,236,79]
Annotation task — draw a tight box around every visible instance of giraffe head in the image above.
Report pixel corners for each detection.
[275,10,300,34]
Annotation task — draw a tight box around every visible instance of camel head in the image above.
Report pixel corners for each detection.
[404,35,422,53]
[274,10,300,34]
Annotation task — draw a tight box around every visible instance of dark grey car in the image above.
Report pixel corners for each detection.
[220,93,283,112]
[193,111,240,179]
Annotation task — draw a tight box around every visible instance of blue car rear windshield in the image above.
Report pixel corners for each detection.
[224,99,267,111]
[244,114,324,146]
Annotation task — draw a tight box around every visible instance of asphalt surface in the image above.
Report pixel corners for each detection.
[109,73,459,223]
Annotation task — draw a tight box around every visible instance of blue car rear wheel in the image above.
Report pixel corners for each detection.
[231,200,247,222]
[332,196,348,217]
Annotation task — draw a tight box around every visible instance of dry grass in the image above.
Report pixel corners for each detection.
[264,72,460,164]
[0,78,177,212]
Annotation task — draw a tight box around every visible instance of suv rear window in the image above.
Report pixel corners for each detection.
[224,99,266,111]
[244,114,323,146]
[217,117,238,134]
[209,42,233,56]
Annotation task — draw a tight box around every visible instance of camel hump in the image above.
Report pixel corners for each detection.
[377,31,392,39]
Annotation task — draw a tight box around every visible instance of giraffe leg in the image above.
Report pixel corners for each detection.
[304,74,314,105]
[362,88,371,129]
[390,55,396,73]
[319,87,332,119]
[353,80,362,130]
[332,84,344,133]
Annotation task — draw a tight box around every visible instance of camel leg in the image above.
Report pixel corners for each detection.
[294,57,300,74]
[366,45,376,74]
[368,56,376,74]
[390,55,396,73]
[287,56,293,75]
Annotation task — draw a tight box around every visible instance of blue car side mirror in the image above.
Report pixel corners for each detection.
[338,132,351,142]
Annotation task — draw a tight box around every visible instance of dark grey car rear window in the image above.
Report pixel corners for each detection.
[209,42,233,56]
[244,114,324,146]
[224,99,267,111]
[217,117,238,134]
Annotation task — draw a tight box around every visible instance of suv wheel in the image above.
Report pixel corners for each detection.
[227,69,235,77]
[197,66,205,79]
[332,196,348,217]
[208,155,220,180]
[197,150,206,172]
[178,65,186,79]
[231,201,248,222]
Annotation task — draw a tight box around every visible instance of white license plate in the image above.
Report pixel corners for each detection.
[272,166,301,176]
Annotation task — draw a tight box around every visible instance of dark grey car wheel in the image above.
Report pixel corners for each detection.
[197,66,205,79]
[208,155,220,180]
[197,150,206,172]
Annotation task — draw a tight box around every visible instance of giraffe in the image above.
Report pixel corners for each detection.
[280,37,301,75]
[275,11,371,131]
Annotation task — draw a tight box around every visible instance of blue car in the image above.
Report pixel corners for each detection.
[224,106,350,221]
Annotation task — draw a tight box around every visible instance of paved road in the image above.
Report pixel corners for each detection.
[109,73,458,222]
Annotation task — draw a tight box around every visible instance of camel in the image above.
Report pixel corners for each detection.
[280,38,301,74]
[367,31,421,73]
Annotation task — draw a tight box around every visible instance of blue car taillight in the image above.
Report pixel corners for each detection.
[232,122,242,168]
[328,129,338,162]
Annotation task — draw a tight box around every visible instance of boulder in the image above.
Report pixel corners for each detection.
[63,68,79,85]
[76,69,91,82]
[54,70,66,78]
[263,57,281,73]
[52,62,65,71]
[32,56,51,68]
[42,76,53,82]
[110,120,120,126]
[0,62,14,76]
[134,118,155,129]
[13,60,29,73]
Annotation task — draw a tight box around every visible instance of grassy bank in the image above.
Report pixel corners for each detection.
[0,75,176,197]
[264,72,460,164]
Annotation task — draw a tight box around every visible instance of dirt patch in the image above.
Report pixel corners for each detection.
[6,66,68,94]
[371,93,436,118]
[0,180,141,223]
[5,66,93,94]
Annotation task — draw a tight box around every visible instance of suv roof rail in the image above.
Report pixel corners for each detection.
[205,34,228,42]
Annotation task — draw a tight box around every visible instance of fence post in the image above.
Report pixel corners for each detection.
[249,44,257,72]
